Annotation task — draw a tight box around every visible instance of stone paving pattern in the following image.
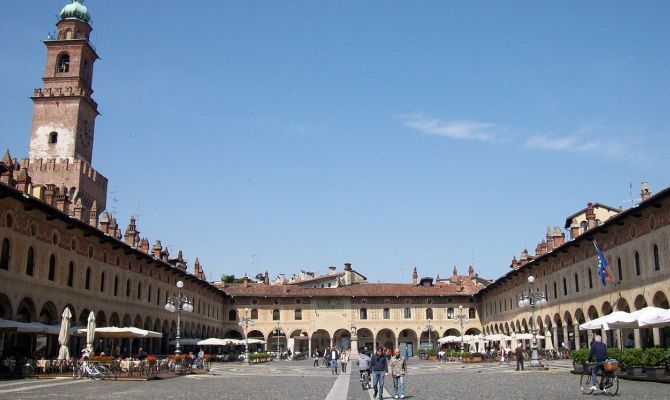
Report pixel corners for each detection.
[1,359,668,400]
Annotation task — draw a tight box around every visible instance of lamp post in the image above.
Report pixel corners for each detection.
[425,318,434,350]
[454,305,469,354]
[164,280,193,355]
[238,308,256,362]
[274,323,283,355]
[518,275,548,368]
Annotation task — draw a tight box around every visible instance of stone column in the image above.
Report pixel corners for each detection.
[573,326,581,349]
[562,325,569,348]
[634,329,642,349]
[652,328,661,346]
[308,336,312,356]
[552,327,559,350]
[350,327,359,357]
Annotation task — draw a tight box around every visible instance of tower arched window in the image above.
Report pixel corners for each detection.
[426,308,433,320]
[383,308,390,319]
[295,309,302,320]
[126,279,131,297]
[67,262,74,286]
[85,267,91,290]
[635,251,641,276]
[56,53,70,73]
[228,310,237,321]
[272,309,280,321]
[100,272,105,293]
[137,282,142,300]
[588,269,593,289]
[26,247,35,276]
[403,307,412,319]
[48,131,58,144]
[563,278,567,296]
[574,273,579,293]
[469,308,476,319]
[114,276,118,296]
[617,258,623,281]
[359,308,367,320]
[447,308,454,319]
[250,309,258,319]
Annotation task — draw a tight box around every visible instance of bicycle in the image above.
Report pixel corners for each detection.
[580,361,619,396]
[22,362,34,377]
[359,370,370,390]
[72,361,107,380]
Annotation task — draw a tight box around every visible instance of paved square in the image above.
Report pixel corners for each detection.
[0,360,667,400]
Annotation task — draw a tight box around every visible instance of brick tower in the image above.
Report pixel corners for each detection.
[24,0,107,214]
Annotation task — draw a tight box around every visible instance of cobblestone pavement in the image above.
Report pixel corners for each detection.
[1,359,668,400]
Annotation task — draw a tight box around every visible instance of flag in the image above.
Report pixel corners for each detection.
[593,240,614,286]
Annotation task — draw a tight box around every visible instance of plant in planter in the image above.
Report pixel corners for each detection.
[570,348,588,372]
[427,348,438,359]
[461,352,471,362]
[643,348,667,378]
[607,348,623,363]
[621,348,645,376]
[470,352,483,362]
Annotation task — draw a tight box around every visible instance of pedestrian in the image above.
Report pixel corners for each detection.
[390,348,407,399]
[340,349,348,373]
[313,348,319,367]
[515,344,524,371]
[370,347,389,400]
[330,347,340,374]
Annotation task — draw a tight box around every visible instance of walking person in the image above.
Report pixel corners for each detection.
[515,343,524,371]
[330,347,340,375]
[390,348,407,399]
[313,348,319,367]
[370,347,389,400]
[340,349,348,373]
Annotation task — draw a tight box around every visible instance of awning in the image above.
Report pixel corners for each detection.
[76,326,163,338]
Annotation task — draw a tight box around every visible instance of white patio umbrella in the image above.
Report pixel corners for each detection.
[245,338,265,345]
[85,311,96,356]
[579,311,632,330]
[484,334,512,342]
[515,332,545,340]
[544,329,554,351]
[437,335,460,344]
[57,308,72,360]
[628,307,670,328]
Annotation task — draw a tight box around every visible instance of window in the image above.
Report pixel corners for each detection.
[635,252,641,276]
[403,308,412,319]
[67,262,74,286]
[48,255,56,281]
[574,273,580,293]
[1,239,10,270]
[100,272,105,292]
[383,308,390,319]
[228,310,237,321]
[653,245,661,271]
[48,131,58,144]
[295,309,302,320]
[359,308,367,320]
[426,308,433,320]
[580,221,588,234]
[250,309,258,319]
[114,276,118,296]
[56,53,70,73]
[588,269,593,289]
[447,308,454,319]
[137,282,142,300]
[156,288,160,305]
[148,285,152,302]
[272,309,280,321]
[617,258,623,281]
[469,308,476,319]
[85,268,91,290]
[126,279,131,297]
[26,247,35,276]
[563,277,567,296]
[553,282,557,299]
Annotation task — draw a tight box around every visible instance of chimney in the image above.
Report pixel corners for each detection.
[468,265,475,277]
[552,226,565,247]
[640,182,651,201]
[243,274,249,288]
[15,168,31,193]
[152,240,163,258]
[328,266,337,272]
[344,262,352,271]
[89,201,99,227]
[264,270,269,285]
[343,262,353,285]
[55,185,70,214]
[586,202,597,230]
[124,217,138,247]
[73,198,85,220]
[139,238,150,253]
[0,150,15,186]
[570,219,580,240]
[452,265,458,276]
[412,267,418,285]
[44,184,56,205]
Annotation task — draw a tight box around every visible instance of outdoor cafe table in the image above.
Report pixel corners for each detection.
[120,360,141,374]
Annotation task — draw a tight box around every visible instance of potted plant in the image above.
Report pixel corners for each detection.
[427,348,438,360]
[461,352,471,363]
[470,352,483,362]
[570,348,588,373]
[621,348,644,376]
[643,348,667,378]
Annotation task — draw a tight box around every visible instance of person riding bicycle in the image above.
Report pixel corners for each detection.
[587,335,608,391]
[358,348,371,384]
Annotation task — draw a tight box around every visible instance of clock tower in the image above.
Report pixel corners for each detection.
[25,0,107,213]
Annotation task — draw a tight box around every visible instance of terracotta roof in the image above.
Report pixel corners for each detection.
[221,278,484,298]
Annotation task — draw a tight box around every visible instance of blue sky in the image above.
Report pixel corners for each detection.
[1,1,669,283]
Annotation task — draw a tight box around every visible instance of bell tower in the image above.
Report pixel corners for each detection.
[25,0,107,213]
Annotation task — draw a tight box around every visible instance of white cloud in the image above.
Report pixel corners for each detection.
[401,113,496,142]
[524,134,629,157]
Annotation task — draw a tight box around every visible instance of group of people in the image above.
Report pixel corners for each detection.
[311,347,350,374]
[358,347,407,399]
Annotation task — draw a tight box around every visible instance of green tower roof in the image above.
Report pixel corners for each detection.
[60,0,91,23]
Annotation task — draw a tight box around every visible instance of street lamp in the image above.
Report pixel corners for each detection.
[454,305,469,354]
[238,308,256,362]
[164,280,194,355]
[273,323,283,355]
[518,275,548,368]
[425,318,434,350]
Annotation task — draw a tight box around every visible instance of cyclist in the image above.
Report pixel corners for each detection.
[358,348,371,386]
[587,334,608,391]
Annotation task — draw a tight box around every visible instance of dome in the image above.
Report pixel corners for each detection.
[60,0,91,23]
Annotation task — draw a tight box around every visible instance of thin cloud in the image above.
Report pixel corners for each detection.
[402,113,496,142]
[524,134,629,157]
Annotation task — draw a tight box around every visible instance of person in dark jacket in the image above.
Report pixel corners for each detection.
[515,344,525,371]
[588,335,608,390]
[370,347,388,400]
